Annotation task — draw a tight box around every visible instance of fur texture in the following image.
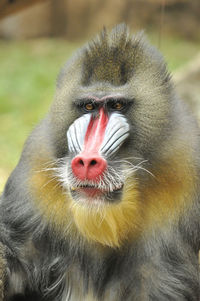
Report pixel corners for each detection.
[0,25,200,300]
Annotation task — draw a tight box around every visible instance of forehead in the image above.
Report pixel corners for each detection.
[72,83,132,102]
[78,94,127,102]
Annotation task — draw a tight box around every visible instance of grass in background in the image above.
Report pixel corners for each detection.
[0,39,77,191]
[0,35,199,191]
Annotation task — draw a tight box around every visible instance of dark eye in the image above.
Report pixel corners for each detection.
[84,103,95,111]
[112,102,124,111]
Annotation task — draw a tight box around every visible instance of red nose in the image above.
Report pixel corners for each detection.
[71,155,107,181]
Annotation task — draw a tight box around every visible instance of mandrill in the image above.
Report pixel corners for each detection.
[0,24,200,300]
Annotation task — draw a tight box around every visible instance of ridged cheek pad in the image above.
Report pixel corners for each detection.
[67,109,130,158]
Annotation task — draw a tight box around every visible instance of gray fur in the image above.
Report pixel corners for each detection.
[0,25,200,300]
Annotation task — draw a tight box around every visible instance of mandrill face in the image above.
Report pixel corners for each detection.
[55,94,141,247]
[66,97,131,205]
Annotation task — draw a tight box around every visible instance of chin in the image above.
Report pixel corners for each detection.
[68,181,140,248]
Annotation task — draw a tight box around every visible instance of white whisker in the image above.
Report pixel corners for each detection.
[35,154,154,203]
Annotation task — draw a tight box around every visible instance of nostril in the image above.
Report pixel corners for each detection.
[71,155,107,180]
[90,160,97,166]
[79,159,84,165]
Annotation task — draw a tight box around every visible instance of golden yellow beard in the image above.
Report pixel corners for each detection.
[70,184,141,248]
[31,166,141,247]
[30,157,142,248]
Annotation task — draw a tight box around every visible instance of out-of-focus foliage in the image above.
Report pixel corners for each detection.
[175,53,200,120]
[0,39,77,191]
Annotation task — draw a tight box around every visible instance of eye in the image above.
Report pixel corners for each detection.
[84,103,95,111]
[112,102,124,111]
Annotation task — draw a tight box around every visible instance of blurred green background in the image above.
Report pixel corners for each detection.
[0,0,200,191]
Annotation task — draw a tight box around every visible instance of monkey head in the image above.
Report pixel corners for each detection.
[31,25,195,248]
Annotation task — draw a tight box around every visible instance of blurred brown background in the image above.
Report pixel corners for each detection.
[0,0,200,40]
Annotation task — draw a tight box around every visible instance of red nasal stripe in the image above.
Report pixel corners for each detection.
[83,108,108,155]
